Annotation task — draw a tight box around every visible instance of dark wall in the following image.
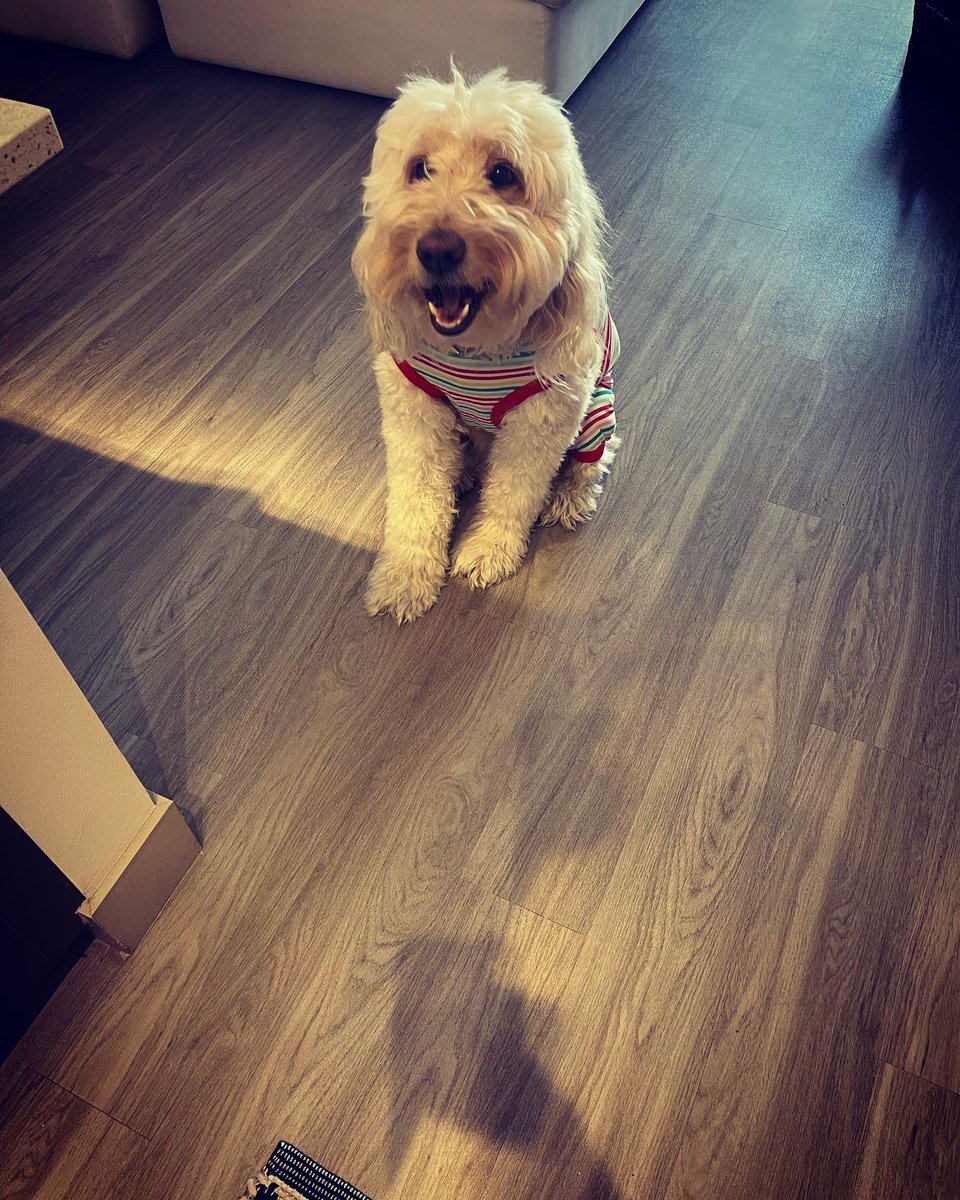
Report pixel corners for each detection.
[0,808,92,1060]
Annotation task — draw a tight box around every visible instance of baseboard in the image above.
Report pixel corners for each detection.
[77,796,200,953]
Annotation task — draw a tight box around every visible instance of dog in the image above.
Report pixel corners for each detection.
[352,68,621,623]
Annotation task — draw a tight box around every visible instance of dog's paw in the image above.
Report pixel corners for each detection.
[540,479,603,529]
[451,527,526,589]
[365,552,445,623]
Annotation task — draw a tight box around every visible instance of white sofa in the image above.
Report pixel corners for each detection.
[0,0,164,58]
[155,0,647,101]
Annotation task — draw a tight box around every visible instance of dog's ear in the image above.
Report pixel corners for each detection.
[352,226,413,357]
[528,175,608,382]
[363,297,410,359]
[526,256,601,380]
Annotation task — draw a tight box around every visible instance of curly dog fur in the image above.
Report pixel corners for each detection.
[353,68,620,623]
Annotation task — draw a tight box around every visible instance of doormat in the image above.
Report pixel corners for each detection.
[241,1141,372,1200]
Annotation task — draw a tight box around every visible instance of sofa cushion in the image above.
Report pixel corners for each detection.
[0,0,164,59]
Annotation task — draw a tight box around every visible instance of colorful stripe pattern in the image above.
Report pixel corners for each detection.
[395,310,620,463]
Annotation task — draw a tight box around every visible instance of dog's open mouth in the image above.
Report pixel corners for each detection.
[424,284,486,337]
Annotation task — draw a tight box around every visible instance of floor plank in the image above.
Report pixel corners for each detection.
[664,726,938,1200]
[880,736,960,1096]
[852,1064,960,1200]
[0,1064,145,1200]
[771,359,960,768]
[736,74,908,361]
[712,50,872,231]
[477,504,863,1199]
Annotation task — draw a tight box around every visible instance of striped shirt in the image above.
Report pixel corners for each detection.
[394,309,620,463]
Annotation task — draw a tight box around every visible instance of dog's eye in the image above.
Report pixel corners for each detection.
[410,158,431,182]
[487,161,519,190]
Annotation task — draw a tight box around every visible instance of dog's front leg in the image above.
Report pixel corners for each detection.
[452,384,585,589]
[366,354,462,622]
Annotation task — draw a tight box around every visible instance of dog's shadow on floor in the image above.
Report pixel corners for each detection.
[387,931,623,1199]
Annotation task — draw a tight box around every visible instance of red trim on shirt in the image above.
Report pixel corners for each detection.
[489,376,551,427]
[394,357,448,400]
[570,443,606,463]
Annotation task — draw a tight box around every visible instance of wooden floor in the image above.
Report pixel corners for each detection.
[2,1,959,1196]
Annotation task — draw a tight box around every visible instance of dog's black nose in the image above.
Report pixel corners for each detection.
[416,228,466,276]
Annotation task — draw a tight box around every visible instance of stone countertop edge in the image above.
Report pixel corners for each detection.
[0,98,63,195]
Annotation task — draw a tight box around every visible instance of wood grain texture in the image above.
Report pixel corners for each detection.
[0,1065,145,1199]
[852,1065,960,1200]
[664,725,939,1200]
[125,890,584,1200]
[880,734,960,1097]
[475,505,865,1200]
[734,70,912,361]
[14,614,574,1134]
[2,0,958,1196]
[771,362,960,769]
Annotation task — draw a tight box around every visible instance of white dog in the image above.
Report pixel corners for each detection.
[352,68,621,623]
